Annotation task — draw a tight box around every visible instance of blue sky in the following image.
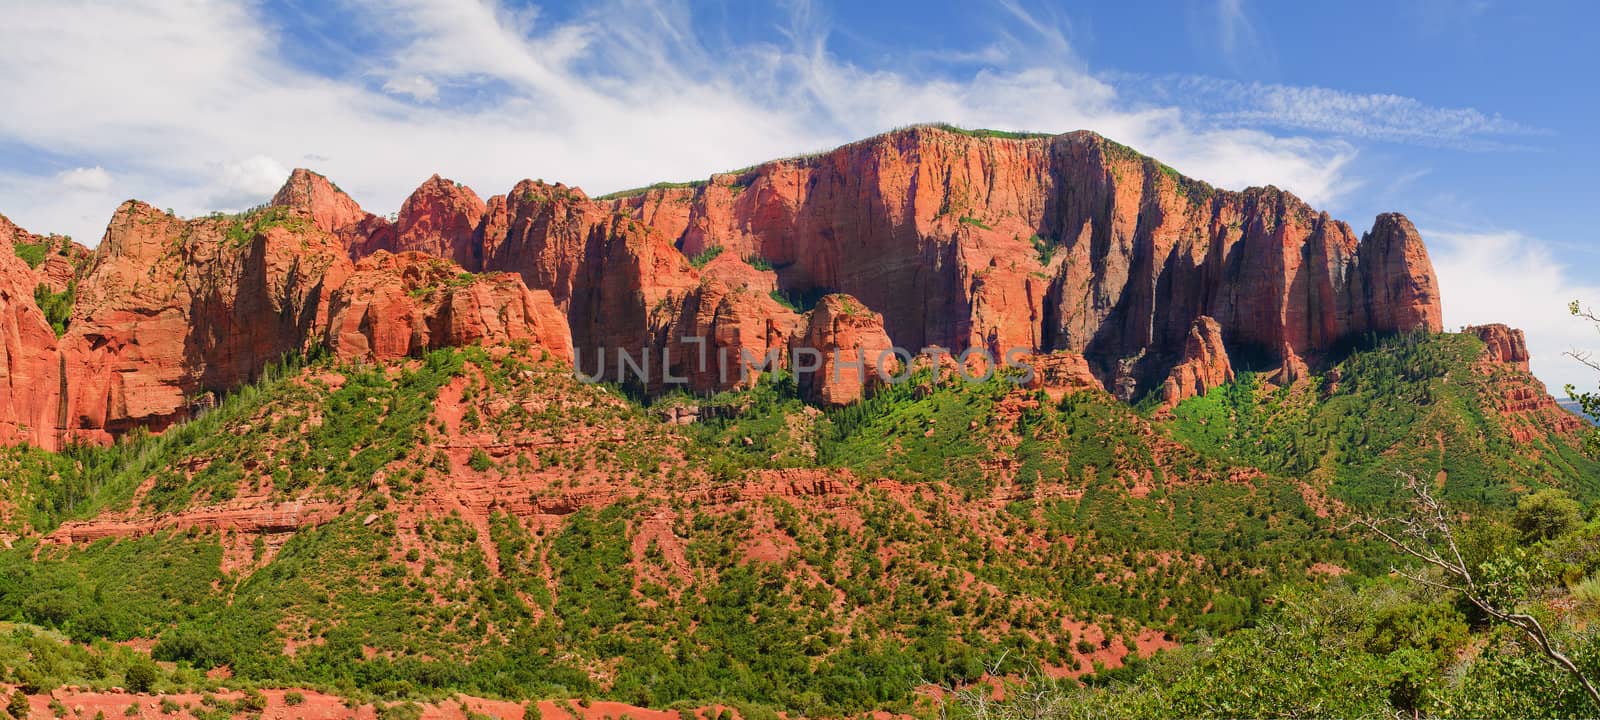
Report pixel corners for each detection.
[0,0,1596,393]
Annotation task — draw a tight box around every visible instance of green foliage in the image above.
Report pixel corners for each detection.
[2,329,1594,715]
[768,287,830,313]
[225,206,310,247]
[123,662,158,693]
[744,255,775,271]
[1028,234,1054,266]
[5,689,25,719]
[34,281,75,336]
[595,180,709,201]
[1565,300,1600,454]
[957,215,991,231]
[925,123,1053,140]
[1513,488,1583,542]
[687,245,724,268]
[0,533,224,642]
[1167,332,1600,506]
[11,240,50,269]
[768,290,799,311]
[0,624,191,702]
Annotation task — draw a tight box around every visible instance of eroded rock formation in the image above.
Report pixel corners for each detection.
[0,196,568,449]
[0,125,1470,446]
[1467,323,1532,371]
[1161,316,1236,406]
[792,294,897,406]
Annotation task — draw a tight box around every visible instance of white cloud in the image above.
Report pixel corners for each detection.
[1206,0,1276,74]
[1427,228,1600,395]
[1145,76,1541,149]
[0,0,1371,248]
[212,155,291,210]
[382,75,440,102]
[56,166,113,193]
[1216,0,1254,57]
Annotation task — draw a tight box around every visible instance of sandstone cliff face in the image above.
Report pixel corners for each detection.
[648,277,801,394]
[1022,351,1102,401]
[1467,323,1531,371]
[297,127,1443,405]
[597,127,1444,399]
[792,294,896,406]
[1464,323,1583,442]
[0,213,66,448]
[0,188,568,448]
[324,251,571,363]
[1161,316,1236,406]
[345,175,488,270]
[270,169,369,235]
[0,125,1463,446]
[57,201,351,442]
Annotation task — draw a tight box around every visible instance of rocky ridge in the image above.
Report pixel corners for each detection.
[0,124,1542,449]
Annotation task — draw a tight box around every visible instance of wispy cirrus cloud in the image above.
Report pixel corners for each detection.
[1138,75,1543,149]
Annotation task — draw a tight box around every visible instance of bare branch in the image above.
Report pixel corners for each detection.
[1359,473,1600,709]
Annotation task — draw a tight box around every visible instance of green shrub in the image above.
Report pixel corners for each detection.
[11,241,49,269]
[33,282,74,337]
[1512,489,1582,542]
[688,245,724,268]
[124,663,158,694]
[7,690,28,719]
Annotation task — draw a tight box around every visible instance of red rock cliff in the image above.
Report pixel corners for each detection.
[1465,323,1581,442]
[0,212,67,448]
[1467,323,1531,371]
[519,126,1444,399]
[0,125,1461,446]
[1161,316,1236,406]
[301,127,1445,403]
[0,186,568,448]
[252,126,1443,404]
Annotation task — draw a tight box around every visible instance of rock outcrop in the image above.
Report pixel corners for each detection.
[1022,350,1102,400]
[347,175,488,270]
[1467,323,1531,371]
[324,251,570,363]
[649,277,801,394]
[295,126,1445,404]
[0,213,67,448]
[55,201,350,443]
[1161,316,1236,406]
[1464,323,1583,443]
[0,192,570,449]
[270,168,368,234]
[593,127,1443,400]
[792,294,896,406]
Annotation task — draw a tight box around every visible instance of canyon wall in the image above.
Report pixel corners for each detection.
[0,125,1458,445]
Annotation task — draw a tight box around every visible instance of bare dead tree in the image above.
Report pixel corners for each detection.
[1356,473,1600,709]
[1567,301,1600,378]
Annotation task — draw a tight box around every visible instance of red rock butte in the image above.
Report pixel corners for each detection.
[0,124,1456,448]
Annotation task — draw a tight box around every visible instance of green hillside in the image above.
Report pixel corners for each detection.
[0,332,1593,716]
